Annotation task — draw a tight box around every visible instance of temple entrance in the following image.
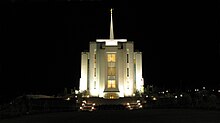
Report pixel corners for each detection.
[104,93,119,99]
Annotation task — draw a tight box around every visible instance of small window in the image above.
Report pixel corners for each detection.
[127,68,129,77]
[94,68,96,77]
[127,54,129,63]
[94,54,96,63]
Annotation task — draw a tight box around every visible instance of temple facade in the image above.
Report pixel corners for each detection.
[79,9,144,99]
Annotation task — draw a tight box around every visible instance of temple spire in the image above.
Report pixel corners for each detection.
[110,8,114,39]
[96,8,127,46]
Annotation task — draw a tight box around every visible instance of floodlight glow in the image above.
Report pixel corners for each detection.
[75,90,79,94]
[195,89,199,92]
[153,97,157,100]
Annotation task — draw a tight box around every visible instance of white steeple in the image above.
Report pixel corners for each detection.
[96,8,127,46]
[110,8,114,39]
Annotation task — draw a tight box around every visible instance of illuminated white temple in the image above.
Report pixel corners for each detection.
[79,9,144,99]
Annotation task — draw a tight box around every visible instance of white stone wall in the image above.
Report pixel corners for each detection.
[124,42,135,96]
[80,41,144,98]
[79,52,88,92]
[135,52,144,93]
[98,43,106,97]
[89,42,99,97]
[117,46,125,97]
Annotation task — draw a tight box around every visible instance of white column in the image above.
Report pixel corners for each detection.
[79,52,88,92]
[135,52,144,93]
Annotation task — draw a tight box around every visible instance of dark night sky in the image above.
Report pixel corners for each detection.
[1,0,219,99]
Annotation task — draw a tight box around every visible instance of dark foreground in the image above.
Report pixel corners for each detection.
[0,109,220,123]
